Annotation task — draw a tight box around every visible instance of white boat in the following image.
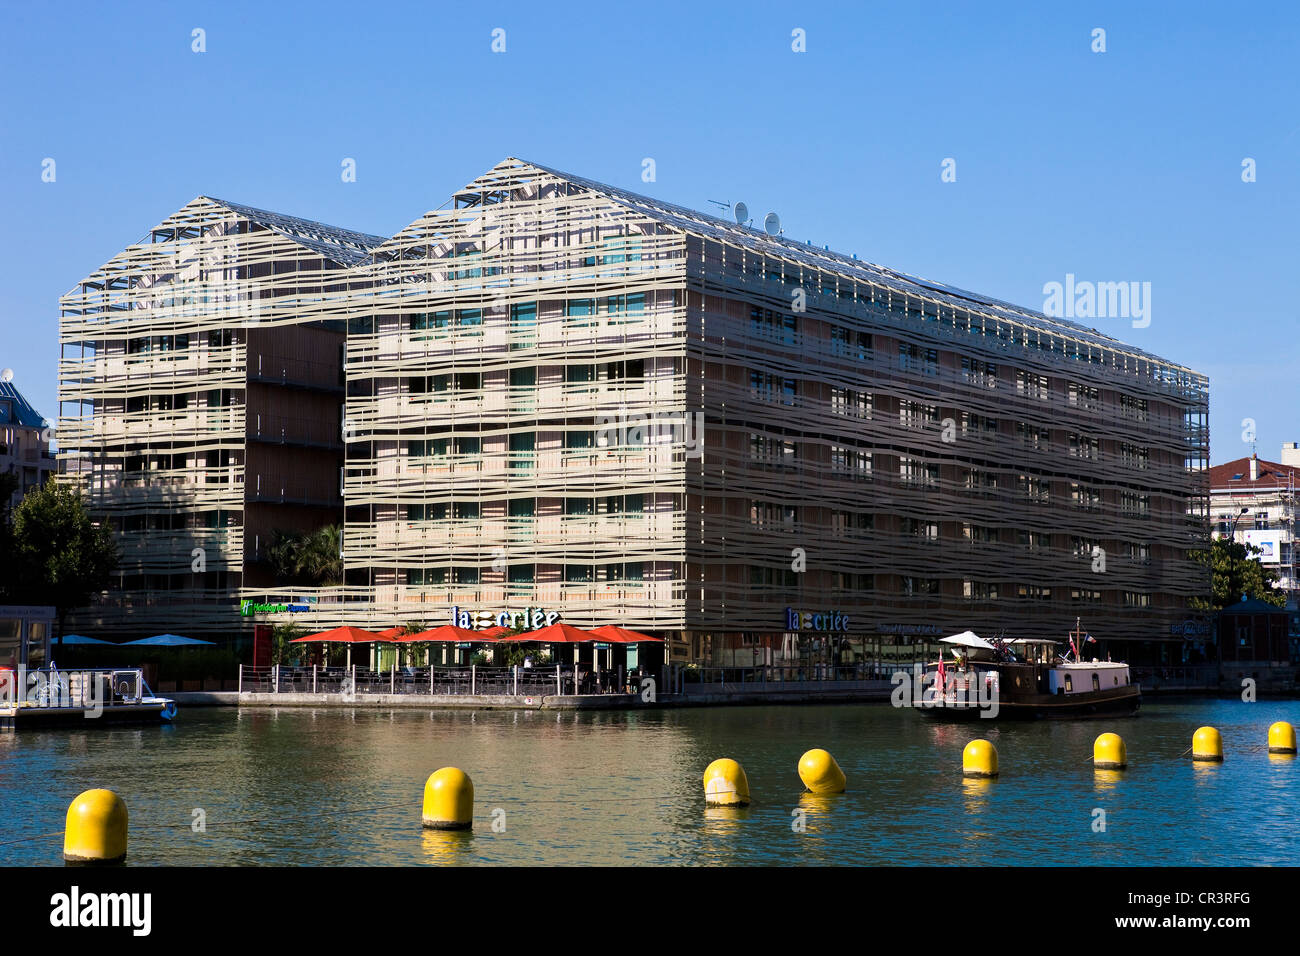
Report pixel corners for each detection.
[0,667,177,729]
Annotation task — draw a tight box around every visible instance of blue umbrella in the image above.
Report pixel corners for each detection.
[123,634,216,647]
[58,635,115,645]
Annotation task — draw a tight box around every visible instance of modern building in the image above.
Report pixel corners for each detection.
[0,376,57,509]
[59,159,1211,664]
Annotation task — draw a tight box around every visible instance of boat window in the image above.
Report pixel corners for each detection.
[1064,674,1073,692]
[1092,673,1100,691]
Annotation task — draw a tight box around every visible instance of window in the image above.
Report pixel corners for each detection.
[902,518,940,540]
[900,457,938,487]
[965,468,998,496]
[1017,475,1050,503]
[453,501,480,520]
[830,326,871,359]
[605,292,646,321]
[961,413,998,438]
[510,366,536,389]
[564,498,594,516]
[508,498,535,518]
[510,303,537,349]
[832,511,873,534]
[1120,394,1148,421]
[565,364,596,385]
[564,429,594,450]
[899,400,939,429]
[1071,588,1102,602]
[605,359,644,381]
[509,432,535,470]
[1118,441,1149,470]
[1071,483,1102,512]
[831,446,873,479]
[963,523,997,544]
[750,433,796,467]
[1123,591,1152,608]
[607,562,644,583]
[961,357,998,387]
[1068,382,1100,409]
[407,568,447,587]
[1017,584,1052,600]
[963,580,999,600]
[567,299,595,324]
[749,306,797,344]
[605,494,644,514]
[1119,491,1151,516]
[902,577,940,596]
[831,386,872,418]
[1017,530,1049,551]
[899,343,938,376]
[1015,370,1050,399]
[1015,421,1050,449]
[1069,433,1100,460]
[750,500,797,529]
[564,564,595,583]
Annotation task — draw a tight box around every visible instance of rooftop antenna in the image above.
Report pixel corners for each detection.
[707,199,752,227]
[763,212,782,236]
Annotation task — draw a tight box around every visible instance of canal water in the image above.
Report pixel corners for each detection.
[2,698,1296,866]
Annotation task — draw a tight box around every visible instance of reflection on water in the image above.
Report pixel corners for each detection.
[2,699,1299,866]
[1093,768,1123,794]
[420,828,475,866]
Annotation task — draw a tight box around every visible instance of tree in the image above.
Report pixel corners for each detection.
[266,524,342,585]
[272,621,305,665]
[7,479,119,646]
[1188,537,1286,612]
[296,525,343,585]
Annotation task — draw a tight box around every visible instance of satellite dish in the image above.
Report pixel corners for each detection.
[734,202,749,225]
[763,212,781,236]
[0,369,12,383]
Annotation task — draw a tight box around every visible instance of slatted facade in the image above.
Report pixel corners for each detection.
[58,160,1210,662]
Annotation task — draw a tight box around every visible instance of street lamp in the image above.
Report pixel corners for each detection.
[1228,507,1250,539]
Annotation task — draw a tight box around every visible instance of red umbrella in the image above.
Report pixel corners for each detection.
[588,625,665,644]
[289,626,393,643]
[398,625,498,644]
[499,622,603,644]
[374,627,407,640]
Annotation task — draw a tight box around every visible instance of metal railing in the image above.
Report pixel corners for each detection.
[239,663,648,698]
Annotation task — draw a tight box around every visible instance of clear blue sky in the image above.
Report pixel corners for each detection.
[2,0,1296,464]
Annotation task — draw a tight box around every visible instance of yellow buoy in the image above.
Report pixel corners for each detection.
[798,748,846,793]
[703,758,750,806]
[63,789,128,865]
[962,739,998,777]
[1192,726,1223,762]
[422,767,474,830]
[1093,732,1127,769]
[1268,721,1297,754]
